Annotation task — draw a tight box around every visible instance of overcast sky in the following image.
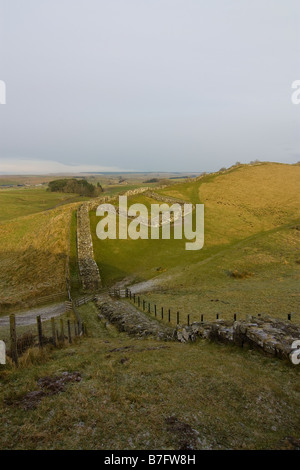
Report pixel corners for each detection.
[0,0,300,174]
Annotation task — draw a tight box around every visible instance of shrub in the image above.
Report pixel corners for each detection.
[47,179,103,197]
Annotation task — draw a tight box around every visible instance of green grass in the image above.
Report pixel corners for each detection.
[0,207,71,310]
[90,163,300,322]
[124,224,300,325]
[102,183,153,197]
[0,309,77,345]
[0,302,299,450]
[90,209,205,286]
[0,188,89,223]
[69,210,82,295]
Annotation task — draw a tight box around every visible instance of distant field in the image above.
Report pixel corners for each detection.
[90,163,300,323]
[0,188,89,223]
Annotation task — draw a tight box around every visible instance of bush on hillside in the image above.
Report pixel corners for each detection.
[47,179,103,197]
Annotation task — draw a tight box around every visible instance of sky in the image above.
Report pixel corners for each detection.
[0,0,300,174]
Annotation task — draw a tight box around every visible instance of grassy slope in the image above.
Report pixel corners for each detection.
[0,185,95,310]
[1,164,299,450]
[0,303,299,450]
[90,163,300,322]
[0,207,72,310]
[0,187,89,223]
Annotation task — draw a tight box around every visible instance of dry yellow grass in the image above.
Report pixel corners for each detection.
[200,163,300,246]
[0,206,75,310]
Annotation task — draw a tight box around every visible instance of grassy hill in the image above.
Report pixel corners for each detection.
[0,163,299,451]
[0,207,72,311]
[90,163,300,322]
[0,304,299,450]
[0,186,89,312]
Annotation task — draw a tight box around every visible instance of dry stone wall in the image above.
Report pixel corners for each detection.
[94,292,299,363]
[177,316,300,361]
[95,296,176,341]
[77,203,101,292]
[145,191,194,208]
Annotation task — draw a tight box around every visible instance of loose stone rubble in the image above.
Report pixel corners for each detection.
[177,316,300,361]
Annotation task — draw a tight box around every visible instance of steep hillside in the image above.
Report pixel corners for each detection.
[90,163,300,321]
[0,206,72,312]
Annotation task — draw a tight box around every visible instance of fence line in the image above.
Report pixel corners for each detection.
[109,288,296,328]
[73,294,96,307]
[4,290,88,367]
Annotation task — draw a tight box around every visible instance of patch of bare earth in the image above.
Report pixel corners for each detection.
[5,372,81,410]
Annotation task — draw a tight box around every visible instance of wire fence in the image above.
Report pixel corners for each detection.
[0,295,88,367]
[109,288,297,327]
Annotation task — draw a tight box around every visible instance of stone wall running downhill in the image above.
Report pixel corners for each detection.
[177,316,300,361]
[95,292,299,363]
[95,296,176,341]
[77,203,102,292]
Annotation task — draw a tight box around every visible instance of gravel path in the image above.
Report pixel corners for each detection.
[0,302,66,327]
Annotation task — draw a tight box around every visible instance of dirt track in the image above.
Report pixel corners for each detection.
[0,302,65,327]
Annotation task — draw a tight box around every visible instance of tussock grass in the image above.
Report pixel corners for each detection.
[0,302,299,450]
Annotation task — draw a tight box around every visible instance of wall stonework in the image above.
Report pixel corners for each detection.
[77,203,101,292]
[95,292,299,363]
[177,316,300,361]
[145,191,194,208]
[95,296,176,341]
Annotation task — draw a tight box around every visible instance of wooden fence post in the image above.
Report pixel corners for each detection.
[201,314,204,322]
[154,305,157,317]
[177,311,179,325]
[60,319,65,343]
[148,302,150,313]
[67,320,72,344]
[37,315,43,348]
[161,307,164,320]
[187,314,190,326]
[51,317,56,347]
[9,314,18,367]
